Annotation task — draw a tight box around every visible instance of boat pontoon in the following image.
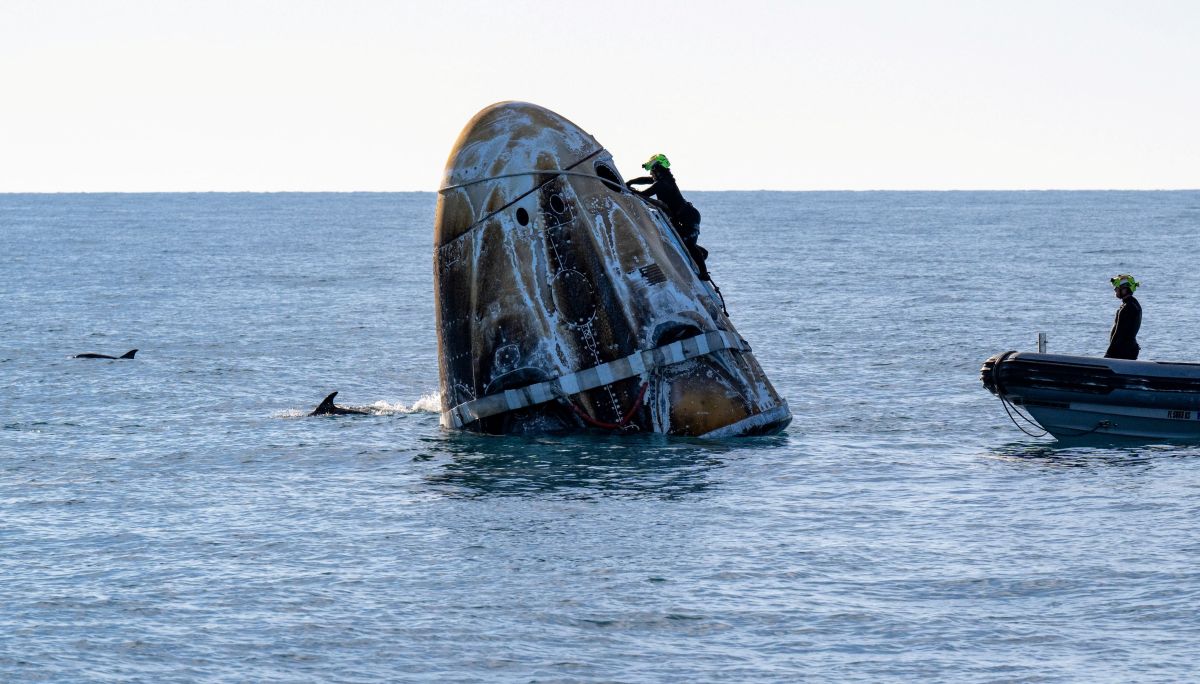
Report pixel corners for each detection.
[981,351,1200,441]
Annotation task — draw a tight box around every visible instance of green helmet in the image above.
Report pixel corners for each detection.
[1110,273,1140,292]
[642,153,670,171]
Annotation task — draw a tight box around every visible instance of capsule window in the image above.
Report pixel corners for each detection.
[594,162,624,192]
[516,207,529,226]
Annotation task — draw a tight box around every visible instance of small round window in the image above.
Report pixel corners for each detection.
[594,162,624,192]
[516,207,529,226]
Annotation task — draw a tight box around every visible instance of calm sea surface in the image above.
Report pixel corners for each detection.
[2,191,1200,682]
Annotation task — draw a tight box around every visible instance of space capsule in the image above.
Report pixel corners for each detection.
[433,101,790,437]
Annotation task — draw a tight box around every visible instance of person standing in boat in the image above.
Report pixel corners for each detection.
[1105,274,1141,360]
[626,154,710,280]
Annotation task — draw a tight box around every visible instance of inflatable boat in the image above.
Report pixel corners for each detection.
[980,351,1200,440]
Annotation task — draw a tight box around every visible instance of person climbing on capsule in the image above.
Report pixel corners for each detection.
[1105,274,1142,360]
[626,154,710,280]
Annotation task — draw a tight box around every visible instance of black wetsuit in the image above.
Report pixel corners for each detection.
[1104,294,1141,360]
[627,168,708,276]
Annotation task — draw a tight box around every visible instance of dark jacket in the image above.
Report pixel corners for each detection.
[627,168,701,234]
[1104,295,1141,360]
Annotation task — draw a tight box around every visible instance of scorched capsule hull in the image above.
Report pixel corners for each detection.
[433,101,790,437]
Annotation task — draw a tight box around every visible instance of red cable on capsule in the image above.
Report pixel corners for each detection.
[567,382,650,430]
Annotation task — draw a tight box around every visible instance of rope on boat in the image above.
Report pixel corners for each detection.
[991,353,1113,439]
[1049,419,1110,437]
[998,393,1050,438]
[996,386,1109,438]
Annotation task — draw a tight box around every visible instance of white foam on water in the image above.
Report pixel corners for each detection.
[407,392,442,414]
[358,392,441,415]
[273,392,440,418]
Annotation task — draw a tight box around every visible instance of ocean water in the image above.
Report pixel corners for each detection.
[2,191,1199,682]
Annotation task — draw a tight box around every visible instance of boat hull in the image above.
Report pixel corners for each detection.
[981,351,1200,441]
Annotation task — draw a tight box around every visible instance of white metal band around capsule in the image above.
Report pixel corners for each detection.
[444,330,750,429]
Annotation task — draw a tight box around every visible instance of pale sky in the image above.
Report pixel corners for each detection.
[1,0,1197,191]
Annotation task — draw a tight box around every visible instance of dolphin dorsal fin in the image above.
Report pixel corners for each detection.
[120,349,138,359]
[312,391,339,415]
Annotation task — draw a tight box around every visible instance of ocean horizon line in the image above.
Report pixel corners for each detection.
[2,187,1198,195]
